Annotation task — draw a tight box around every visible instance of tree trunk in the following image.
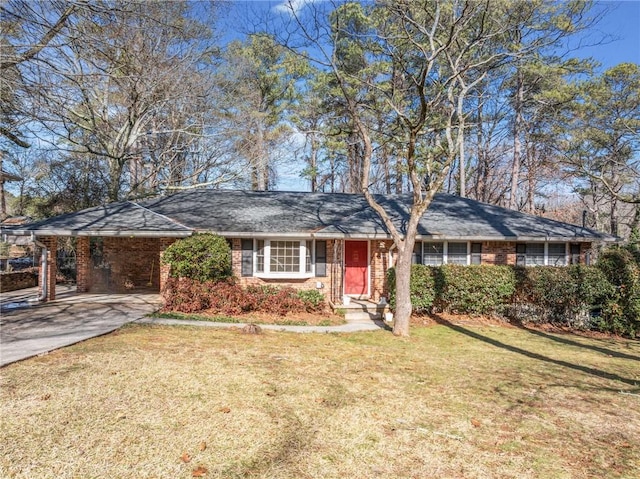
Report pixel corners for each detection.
[526,147,536,214]
[395,158,403,194]
[509,68,524,210]
[108,159,126,202]
[392,238,415,337]
[0,179,6,221]
[0,155,7,220]
[309,133,318,192]
[458,99,466,197]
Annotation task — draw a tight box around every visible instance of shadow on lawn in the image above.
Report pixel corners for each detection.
[512,323,640,362]
[432,314,640,391]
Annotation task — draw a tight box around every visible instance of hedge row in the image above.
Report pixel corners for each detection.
[387,265,517,315]
[387,252,639,337]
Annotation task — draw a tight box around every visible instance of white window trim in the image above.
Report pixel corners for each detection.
[253,239,315,279]
[420,241,471,266]
[519,242,570,267]
[548,242,569,267]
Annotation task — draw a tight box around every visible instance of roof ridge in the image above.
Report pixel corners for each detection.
[128,201,192,231]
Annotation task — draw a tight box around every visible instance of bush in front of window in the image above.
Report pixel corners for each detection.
[161,277,325,316]
[434,265,516,315]
[387,265,436,313]
[162,233,232,282]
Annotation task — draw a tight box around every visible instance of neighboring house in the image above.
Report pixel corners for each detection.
[0,189,617,303]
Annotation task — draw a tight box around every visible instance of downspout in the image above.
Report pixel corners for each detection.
[31,233,48,302]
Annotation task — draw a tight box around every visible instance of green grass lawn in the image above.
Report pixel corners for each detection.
[1,320,638,478]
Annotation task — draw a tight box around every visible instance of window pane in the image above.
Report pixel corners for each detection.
[471,243,482,265]
[447,242,468,265]
[548,243,566,266]
[256,240,265,273]
[270,241,300,272]
[305,240,312,273]
[570,243,581,264]
[526,243,545,266]
[423,242,443,266]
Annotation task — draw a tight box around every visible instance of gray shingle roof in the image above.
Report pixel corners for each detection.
[2,201,192,237]
[318,193,615,241]
[1,189,617,242]
[138,190,368,234]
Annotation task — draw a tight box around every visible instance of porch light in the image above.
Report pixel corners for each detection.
[378,241,386,251]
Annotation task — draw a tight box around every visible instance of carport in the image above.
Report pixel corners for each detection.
[0,285,162,366]
[0,201,192,301]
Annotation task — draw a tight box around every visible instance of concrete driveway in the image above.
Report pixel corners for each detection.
[0,286,162,367]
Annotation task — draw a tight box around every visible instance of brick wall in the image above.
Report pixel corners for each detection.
[91,237,161,293]
[159,238,177,292]
[481,241,517,265]
[330,239,343,304]
[38,236,57,301]
[76,237,90,293]
[370,239,393,302]
[0,270,38,292]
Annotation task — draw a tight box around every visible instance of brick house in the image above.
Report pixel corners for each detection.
[1,190,617,303]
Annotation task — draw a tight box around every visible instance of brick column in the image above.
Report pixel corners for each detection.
[76,237,91,293]
[159,238,177,293]
[330,240,343,304]
[370,239,393,302]
[38,236,58,301]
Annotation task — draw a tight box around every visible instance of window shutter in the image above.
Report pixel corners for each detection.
[412,242,422,264]
[241,239,253,276]
[315,240,327,277]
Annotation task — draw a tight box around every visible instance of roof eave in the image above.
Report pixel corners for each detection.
[2,229,193,238]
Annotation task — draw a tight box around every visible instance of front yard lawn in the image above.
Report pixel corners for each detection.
[1,321,638,478]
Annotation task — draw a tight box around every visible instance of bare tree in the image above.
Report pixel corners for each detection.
[3,0,242,204]
[273,0,537,335]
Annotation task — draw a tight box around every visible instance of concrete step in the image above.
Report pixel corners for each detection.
[345,311,382,321]
[334,299,389,322]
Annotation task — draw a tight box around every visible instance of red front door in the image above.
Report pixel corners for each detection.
[344,241,369,296]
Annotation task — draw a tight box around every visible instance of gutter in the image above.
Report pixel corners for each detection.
[31,233,48,302]
[2,229,193,238]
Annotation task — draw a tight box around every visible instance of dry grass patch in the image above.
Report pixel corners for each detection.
[1,322,639,478]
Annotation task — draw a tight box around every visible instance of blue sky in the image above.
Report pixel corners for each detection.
[224,0,639,191]
[572,0,640,69]
[225,0,639,68]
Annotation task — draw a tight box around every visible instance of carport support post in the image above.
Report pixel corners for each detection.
[38,236,57,301]
[76,237,90,293]
[159,238,177,293]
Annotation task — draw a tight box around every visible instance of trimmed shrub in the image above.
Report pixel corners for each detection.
[387,265,435,313]
[161,233,232,282]
[296,289,326,311]
[596,248,640,336]
[510,266,614,327]
[434,265,516,315]
[387,263,619,331]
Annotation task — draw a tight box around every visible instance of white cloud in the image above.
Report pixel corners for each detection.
[273,0,319,16]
